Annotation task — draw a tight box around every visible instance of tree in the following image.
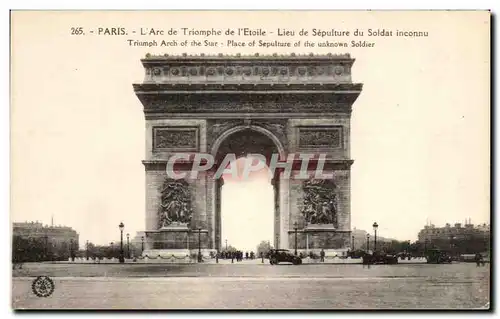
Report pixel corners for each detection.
[223,245,238,252]
[256,240,273,255]
[12,235,54,262]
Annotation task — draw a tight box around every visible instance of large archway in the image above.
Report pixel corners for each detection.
[134,53,363,258]
[213,128,283,252]
[219,156,274,253]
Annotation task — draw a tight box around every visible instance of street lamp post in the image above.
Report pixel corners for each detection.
[70,239,74,261]
[86,240,89,260]
[126,233,130,259]
[372,222,379,252]
[352,235,355,251]
[110,242,114,258]
[225,239,228,251]
[198,227,202,263]
[293,222,298,256]
[366,234,370,252]
[44,235,48,261]
[141,236,144,253]
[118,222,125,263]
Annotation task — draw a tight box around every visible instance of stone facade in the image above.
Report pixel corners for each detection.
[134,53,363,255]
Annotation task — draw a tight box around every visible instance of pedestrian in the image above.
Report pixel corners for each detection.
[320,249,325,262]
[475,253,484,267]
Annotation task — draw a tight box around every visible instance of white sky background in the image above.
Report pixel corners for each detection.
[10,11,490,249]
[221,158,274,252]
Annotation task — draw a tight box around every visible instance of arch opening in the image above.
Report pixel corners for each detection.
[214,128,281,254]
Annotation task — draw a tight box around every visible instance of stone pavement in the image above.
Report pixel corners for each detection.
[12,263,490,309]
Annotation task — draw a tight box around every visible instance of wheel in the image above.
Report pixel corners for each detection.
[270,258,278,265]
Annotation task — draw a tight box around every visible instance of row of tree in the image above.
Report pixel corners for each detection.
[12,236,144,263]
[253,235,490,258]
[14,235,490,263]
[12,236,75,262]
[353,236,490,256]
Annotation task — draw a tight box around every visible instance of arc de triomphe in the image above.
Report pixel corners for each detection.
[133,53,363,257]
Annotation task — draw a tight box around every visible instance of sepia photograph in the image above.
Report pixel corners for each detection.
[10,10,490,310]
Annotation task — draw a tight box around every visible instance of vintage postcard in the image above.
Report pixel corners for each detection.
[10,10,490,310]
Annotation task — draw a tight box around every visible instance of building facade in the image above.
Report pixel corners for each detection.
[12,221,80,260]
[133,53,363,256]
[418,222,490,254]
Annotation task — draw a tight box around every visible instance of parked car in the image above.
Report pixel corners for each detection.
[347,249,367,259]
[426,249,452,264]
[362,252,399,265]
[268,249,302,265]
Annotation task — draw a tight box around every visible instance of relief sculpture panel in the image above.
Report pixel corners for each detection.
[206,119,288,153]
[298,126,343,149]
[301,179,338,227]
[206,119,243,151]
[158,178,193,229]
[153,126,199,151]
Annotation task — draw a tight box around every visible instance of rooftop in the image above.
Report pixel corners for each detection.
[143,53,353,61]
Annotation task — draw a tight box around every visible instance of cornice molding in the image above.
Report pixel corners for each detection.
[135,53,358,86]
[142,52,354,62]
[142,159,354,171]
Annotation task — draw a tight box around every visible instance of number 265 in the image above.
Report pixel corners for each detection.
[71,27,84,35]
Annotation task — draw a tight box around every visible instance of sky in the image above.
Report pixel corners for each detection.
[220,158,274,252]
[10,11,490,249]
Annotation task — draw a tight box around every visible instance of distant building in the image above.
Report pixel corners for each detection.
[418,221,490,254]
[12,221,79,250]
[418,222,490,242]
[351,227,395,250]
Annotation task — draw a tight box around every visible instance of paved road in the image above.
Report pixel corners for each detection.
[12,263,490,310]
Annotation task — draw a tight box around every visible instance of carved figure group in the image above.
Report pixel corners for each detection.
[302,179,338,226]
[158,179,193,228]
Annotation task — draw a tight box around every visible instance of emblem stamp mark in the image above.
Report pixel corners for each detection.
[31,276,55,297]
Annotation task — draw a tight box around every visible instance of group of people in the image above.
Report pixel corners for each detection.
[218,250,256,261]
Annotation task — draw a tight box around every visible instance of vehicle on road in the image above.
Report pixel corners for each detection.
[362,252,399,265]
[268,249,303,265]
[425,249,452,264]
[346,249,367,259]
